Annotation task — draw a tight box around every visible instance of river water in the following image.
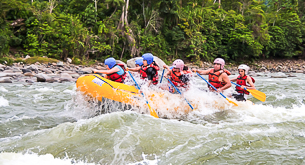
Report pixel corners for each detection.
[1,73,305,164]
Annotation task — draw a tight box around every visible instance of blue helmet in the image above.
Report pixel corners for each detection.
[142,53,154,65]
[104,57,116,69]
[135,58,143,66]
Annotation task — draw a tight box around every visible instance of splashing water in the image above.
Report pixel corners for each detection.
[1,73,305,164]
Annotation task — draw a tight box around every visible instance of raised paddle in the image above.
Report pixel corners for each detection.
[126,68,159,118]
[167,78,194,110]
[160,69,165,83]
[196,72,238,106]
[231,81,266,102]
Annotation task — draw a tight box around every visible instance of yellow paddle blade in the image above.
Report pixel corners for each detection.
[147,104,159,118]
[247,89,266,102]
[226,98,238,106]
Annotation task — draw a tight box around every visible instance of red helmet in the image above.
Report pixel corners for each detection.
[173,59,184,71]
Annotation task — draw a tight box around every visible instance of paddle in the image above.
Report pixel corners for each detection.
[231,81,266,102]
[196,72,238,106]
[126,68,159,118]
[160,69,165,83]
[167,78,194,110]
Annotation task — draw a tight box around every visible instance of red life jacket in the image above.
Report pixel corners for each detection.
[170,70,192,87]
[139,62,159,85]
[107,64,126,83]
[236,75,255,95]
[208,69,231,89]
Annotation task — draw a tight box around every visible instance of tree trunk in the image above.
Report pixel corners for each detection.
[94,0,97,12]
[117,0,138,57]
[49,0,57,14]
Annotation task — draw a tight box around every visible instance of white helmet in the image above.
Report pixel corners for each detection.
[238,64,250,74]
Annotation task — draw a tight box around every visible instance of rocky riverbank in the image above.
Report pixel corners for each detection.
[0,57,304,83]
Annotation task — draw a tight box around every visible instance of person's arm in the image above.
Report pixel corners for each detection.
[192,68,210,75]
[230,77,237,82]
[93,67,120,74]
[164,70,171,78]
[218,73,232,92]
[128,66,141,72]
[243,76,256,90]
[163,64,171,72]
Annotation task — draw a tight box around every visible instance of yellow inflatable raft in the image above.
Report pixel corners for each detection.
[76,74,252,115]
[76,74,197,113]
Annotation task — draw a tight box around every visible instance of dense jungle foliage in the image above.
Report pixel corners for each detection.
[0,0,305,64]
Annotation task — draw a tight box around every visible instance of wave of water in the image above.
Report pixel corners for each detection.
[0,152,94,165]
[0,73,305,164]
[0,96,9,107]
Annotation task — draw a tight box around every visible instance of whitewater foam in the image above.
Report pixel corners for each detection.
[0,152,94,165]
[0,86,8,92]
[0,96,9,107]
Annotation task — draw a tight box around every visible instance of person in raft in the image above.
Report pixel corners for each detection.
[135,58,143,67]
[128,53,160,86]
[230,64,255,101]
[128,58,143,74]
[93,57,126,83]
[163,59,192,93]
[192,58,231,93]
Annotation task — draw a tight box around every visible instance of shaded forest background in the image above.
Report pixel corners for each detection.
[1,0,305,65]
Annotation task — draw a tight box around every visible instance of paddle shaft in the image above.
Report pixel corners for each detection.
[127,71,148,102]
[127,70,159,118]
[160,69,165,83]
[196,73,227,99]
[167,78,194,110]
[231,81,248,91]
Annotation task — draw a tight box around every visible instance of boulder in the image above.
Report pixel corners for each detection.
[287,74,297,77]
[96,66,106,70]
[3,70,14,73]
[126,56,166,69]
[42,68,53,74]
[60,73,73,79]
[24,72,35,77]
[26,64,39,73]
[22,69,32,74]
[0,73,22,77]
[57,61,64,67]
[115,60,127,68]
[296,70,303,73]
[36,73,54,82]
[271,75,288,78]
[0,77,13,83]
[80,67,93,74]
[248,71,257,77]
[25,79,35,83]
[0,64,6,68]
[69,73,80,79]
[127,57,142,68]
[67,58,72,64]
[59,78,76,83]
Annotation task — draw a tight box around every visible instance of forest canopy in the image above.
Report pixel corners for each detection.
[1,0,305,64]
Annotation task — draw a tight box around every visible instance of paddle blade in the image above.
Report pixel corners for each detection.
[147,104,159,118]
[226,98,238,106]
[247,89,266,102]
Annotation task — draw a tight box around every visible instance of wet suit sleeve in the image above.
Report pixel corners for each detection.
[146,67,156,80]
